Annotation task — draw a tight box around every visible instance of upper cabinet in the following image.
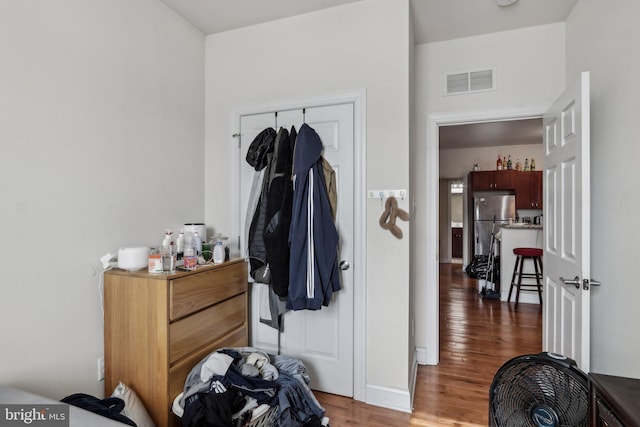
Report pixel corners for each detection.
[469,170,543,209]
[514,171,543,209]
[469,170,514,191]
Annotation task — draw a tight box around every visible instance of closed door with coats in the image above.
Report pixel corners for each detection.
[239,102,355,397]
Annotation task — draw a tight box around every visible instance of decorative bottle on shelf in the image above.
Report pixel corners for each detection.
[515,158,522,171]
[530,158,536,171]
[496,155,503,170]
[524,158,529,171]
[507,155,512,170]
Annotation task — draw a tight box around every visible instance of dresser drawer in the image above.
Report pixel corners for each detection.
[169,261,247,320]
[169,293,247,363]
[168,325,248,407]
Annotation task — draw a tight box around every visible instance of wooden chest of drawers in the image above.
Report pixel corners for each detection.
[104,259,248,427]
[589,373,640,427]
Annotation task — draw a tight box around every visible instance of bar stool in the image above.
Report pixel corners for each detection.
[508,247,543,309]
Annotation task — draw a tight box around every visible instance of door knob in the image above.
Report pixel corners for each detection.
[560,276,581,289]
[339,260,350,271]
[586,278,602,290]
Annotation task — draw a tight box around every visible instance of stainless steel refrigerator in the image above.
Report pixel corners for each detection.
[473,193,515,256]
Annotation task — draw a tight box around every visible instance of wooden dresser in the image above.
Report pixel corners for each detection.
[104,259,248,427]
[589,373,640,427]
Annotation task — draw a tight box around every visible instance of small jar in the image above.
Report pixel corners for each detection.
[148,247,163,273]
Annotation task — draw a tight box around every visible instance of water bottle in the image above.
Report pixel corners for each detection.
[183,235,198,270]
[213,240,225,264]
[193,231,202,255]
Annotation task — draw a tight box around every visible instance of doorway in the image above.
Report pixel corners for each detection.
[424,106,547,365]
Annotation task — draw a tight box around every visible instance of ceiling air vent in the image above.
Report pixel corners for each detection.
[445,68,495,96]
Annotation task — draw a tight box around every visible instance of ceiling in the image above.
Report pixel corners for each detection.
[439,118,542,150]
[157,0,572,149]
[158,0,578,44]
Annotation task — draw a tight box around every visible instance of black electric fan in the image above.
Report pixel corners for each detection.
[489,352,589,427]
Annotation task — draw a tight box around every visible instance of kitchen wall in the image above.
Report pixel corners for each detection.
[438,143,543,265]
[439,143,544,179]
[204,0,413,407]
[0,0,205,398]
[565,0,640,377]
[413,23,566,360]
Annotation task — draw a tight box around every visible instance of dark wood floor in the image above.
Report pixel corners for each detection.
[314,263,542,426]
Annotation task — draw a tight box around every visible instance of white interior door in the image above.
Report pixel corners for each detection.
[239,103,355,396]
[543,71,591,371]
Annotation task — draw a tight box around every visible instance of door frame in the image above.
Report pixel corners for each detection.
[424,104,549,365]
[230,89,367,401]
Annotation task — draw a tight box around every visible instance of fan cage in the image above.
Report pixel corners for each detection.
[489,353,588,427]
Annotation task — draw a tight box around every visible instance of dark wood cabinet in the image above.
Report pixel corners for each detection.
[469,170,514,191]
[514,171,542,209]
[451,227,463,258]
[589,373,640,427]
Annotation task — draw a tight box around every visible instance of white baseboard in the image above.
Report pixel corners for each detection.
[500,291,541,305]
[409,350,418,408]
[366,382,413,413]
[416,346,428,365]
[364,350,418,413]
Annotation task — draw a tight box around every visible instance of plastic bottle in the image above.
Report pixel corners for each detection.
[162,229,173,249]
[213,240,225,264]
[176,228,185,259]
[193,231,202,255]
[496,155,502,170]
[148,247,163,273]
[183,235,198,270]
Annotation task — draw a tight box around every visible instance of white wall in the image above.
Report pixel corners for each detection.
[413,24,566,356]
[566,0,640,377]
[204,0,413,402]
[0,0,204,398]
[439,144,544,179]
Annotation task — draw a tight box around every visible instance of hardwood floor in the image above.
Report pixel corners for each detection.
[314,263,542,426]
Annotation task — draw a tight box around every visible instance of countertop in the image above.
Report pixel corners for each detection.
[501,223,543,230]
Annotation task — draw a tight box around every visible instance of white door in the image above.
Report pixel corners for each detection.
[239,103,355,396]
[543,71,591,371]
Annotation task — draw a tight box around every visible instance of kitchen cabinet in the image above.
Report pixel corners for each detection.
[469,170,514,191]
[589,373,640,426]
[514,171,542,209]
[451,227,463,258]
[104,259,248,427]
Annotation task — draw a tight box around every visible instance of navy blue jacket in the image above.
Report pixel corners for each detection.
[287,124,341,310]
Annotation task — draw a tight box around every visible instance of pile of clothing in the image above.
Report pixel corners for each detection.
[177,347,329,427]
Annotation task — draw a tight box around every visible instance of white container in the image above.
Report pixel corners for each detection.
[213,242,225,264]
[117,247,149,271]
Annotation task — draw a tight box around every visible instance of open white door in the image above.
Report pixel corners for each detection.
[543,71,591,372]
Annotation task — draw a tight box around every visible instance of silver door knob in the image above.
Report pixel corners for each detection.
[339,260,350,271]
[560,276,581,289]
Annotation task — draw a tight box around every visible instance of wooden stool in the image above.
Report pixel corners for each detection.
[508,247,543,308]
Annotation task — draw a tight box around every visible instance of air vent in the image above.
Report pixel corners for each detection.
[445,68,495,96]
